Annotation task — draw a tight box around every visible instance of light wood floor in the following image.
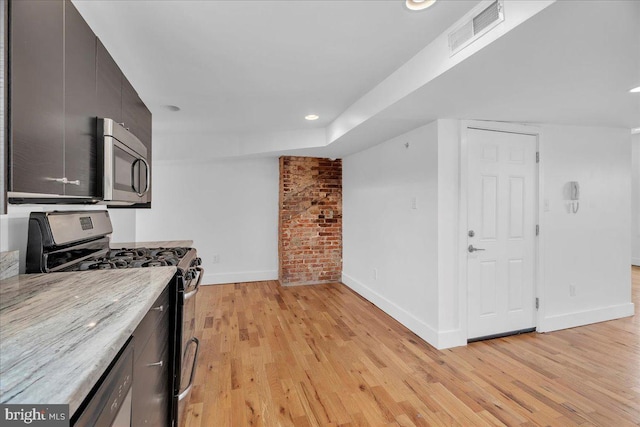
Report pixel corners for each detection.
[185,267,640,426]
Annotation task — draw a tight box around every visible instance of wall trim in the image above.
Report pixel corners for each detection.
[202,270,278,285]
[341,272,457,349]
[538,302,635,332]
[632,258,640,267]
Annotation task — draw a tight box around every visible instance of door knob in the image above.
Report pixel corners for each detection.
[468,245,486,253]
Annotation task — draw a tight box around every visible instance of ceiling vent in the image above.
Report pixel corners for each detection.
[448,0,504,56]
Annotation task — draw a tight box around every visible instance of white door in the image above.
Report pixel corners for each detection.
[467,128,537,340]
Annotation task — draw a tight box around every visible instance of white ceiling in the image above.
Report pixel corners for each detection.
[74,0,640,160]
[73,0,479,135]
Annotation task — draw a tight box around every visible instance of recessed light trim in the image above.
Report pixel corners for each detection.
[630,86,640,93]
[305,114,319,121]
[406,0,437,11]
[165,105,181,112]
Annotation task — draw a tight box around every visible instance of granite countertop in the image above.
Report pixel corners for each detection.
[110,240,194,249]
[0,267,176,415]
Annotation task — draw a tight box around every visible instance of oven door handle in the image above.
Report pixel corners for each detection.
[178,337,200,401]
[184,266,204,301]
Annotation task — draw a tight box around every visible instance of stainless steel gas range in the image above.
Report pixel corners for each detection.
[25,210,201,427]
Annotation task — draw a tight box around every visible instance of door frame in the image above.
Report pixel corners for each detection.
[458,120,544,341]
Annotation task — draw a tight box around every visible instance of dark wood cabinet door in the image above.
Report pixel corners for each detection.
[121,76,149,145]
[64,0,97,197]
[132,301,171,427]
[10,0,64,195]
[96,39,122,123]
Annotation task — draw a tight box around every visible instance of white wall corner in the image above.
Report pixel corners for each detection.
[436,119,463,335]
[538,302,634,333]
[341,272,441,350]
[436,329,467,350]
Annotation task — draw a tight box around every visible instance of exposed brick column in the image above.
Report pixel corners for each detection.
[279,156,342,285]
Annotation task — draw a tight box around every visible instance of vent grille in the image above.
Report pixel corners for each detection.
[473,1,500,34]
[448,0,504,56]
[449,22,474,53]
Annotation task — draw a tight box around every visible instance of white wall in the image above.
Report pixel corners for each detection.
[632,134,640,266]
[342,121,441,345]
[0,205,136,273]
[538,125,634,331]
[108,209,137,244]
[343,120,634,350]
[435,120,464,347]
[135,156,279,285]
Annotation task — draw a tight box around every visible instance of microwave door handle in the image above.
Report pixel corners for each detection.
[138,158,150,197]
[131,158,140,193]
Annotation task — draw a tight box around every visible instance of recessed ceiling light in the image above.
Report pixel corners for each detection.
[630,86,640,93]
[406,0,437,11]
[305,114,319,121]
[165,105,181,112]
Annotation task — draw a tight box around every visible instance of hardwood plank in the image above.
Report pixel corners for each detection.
[186,267,640,425]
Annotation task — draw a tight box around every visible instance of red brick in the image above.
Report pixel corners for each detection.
[278,156,342,285]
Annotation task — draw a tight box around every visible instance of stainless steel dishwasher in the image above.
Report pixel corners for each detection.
[73,339,134,427]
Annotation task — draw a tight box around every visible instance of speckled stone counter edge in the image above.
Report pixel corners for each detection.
[0,250,19,280]
[0,267,176,415]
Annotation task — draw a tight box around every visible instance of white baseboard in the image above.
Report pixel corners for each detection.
[538,302,635,333]
[202,270,278,285]
[632,257,640,267]
[342,272,463,350]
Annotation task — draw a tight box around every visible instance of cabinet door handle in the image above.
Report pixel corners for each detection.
[51,177,80,185]
[150,305,164,312]
[147,361,163,367]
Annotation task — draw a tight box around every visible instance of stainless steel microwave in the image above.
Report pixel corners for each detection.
[97,118,150,205]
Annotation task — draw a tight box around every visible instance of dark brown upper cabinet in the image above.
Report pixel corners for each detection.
[9,0,152,206]
[10,0,65,196]
[96,39,122,124]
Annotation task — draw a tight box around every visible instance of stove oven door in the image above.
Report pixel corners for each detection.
[175,266,203,426]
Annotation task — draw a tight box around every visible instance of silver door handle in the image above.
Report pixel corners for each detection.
[178,337,200,401]
[150,305,164,312]
[147,361,163,367]
[184,266,204,301]
[468,245,486,253]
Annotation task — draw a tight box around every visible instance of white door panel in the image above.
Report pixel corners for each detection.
[467,129,537,339]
